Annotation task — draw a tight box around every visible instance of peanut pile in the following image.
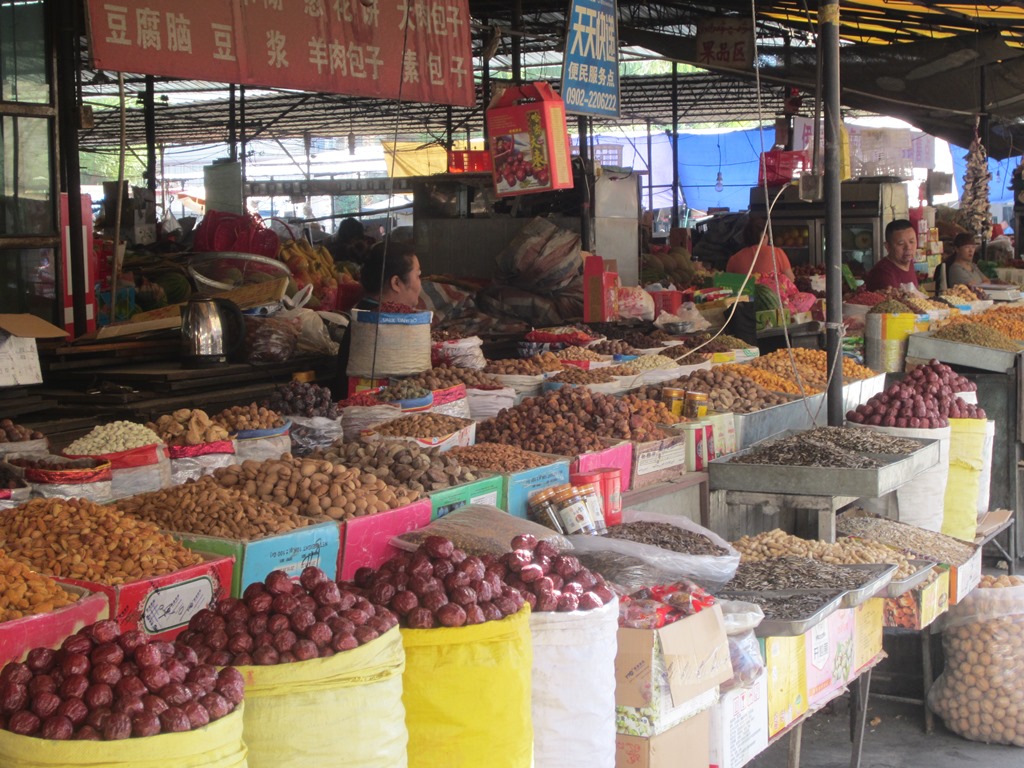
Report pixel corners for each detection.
[113,476,312,539]
[0,498,204,584]
[732,528,918,579]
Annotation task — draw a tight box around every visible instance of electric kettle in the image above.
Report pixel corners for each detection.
[180,297,245,367]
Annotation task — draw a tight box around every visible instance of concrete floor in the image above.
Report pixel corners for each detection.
[751,695,1022,768]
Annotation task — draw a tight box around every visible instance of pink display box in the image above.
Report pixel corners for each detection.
[571,440,634,492]
[338,499,433,580]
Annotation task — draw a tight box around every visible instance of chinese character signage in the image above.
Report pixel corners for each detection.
[695,17,753,71]
[85,0,475,107]
[560,0,619,118]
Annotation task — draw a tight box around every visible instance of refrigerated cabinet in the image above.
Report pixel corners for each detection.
[749,180,909,271]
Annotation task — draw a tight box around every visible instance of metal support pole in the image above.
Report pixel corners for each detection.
[578,116,592,252]
[821,0,844,426]
[482,27,491,142]
[646,119,654,214]
[228,84,237,161]
[55,0,86,335]
[240,85,247,184]
[511,0,522,83]
[144,76,157,199]
[446,106,454,151]
[671,62,680,229]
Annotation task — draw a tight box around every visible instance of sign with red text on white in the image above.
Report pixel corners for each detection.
[85,0,475,107]
[695,17,754,71]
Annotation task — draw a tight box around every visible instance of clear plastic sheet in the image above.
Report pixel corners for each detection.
[390,504,572,556]
[929,578,1024,746]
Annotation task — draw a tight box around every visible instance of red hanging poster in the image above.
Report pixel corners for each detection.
[85,0,475,107]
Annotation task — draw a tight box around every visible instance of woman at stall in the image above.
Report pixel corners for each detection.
[334,239,422,398]
[726,215,795,281]
[946,233,986,288]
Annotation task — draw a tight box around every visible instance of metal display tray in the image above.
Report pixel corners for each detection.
[906,332,1022,373]
[719,589,845,637]
[884,559,937,598]
[732,394,823,450]
[837,563,898,608]
[708,430,940,497]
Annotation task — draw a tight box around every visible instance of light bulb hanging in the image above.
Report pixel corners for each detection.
[715,172,724,193]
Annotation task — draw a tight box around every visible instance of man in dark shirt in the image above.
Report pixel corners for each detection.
[865,220,920,291]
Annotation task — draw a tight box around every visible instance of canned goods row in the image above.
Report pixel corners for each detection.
[526,467,622,535]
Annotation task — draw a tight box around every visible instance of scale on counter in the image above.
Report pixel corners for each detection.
[979,284,1023,301]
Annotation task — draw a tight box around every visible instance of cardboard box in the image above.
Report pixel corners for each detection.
[0,314,68,386]
[487,81,573,197]
[500,455,571,519]
[0,586,109,669]
[175,521,340,598]
[616,710,710,768]
[585,255,621,323]
[760,633,808,737]
[628,433,688,490]
[852,598,884,677]
[617,681,717,738]
[338,499,432,580]
[615,605,732,713]
[883,568,949,630]
[709,673,770,768]
[805,608,854,709]
[650,290,686,315]
[54,555,235,641]
[429,474,505,520]
[942,546,982,606]
[572,440,634,492]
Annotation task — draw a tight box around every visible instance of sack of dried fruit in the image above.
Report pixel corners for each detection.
[177,567,407,768]
[929,575,1024,746]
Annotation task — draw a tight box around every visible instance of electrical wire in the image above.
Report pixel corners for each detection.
[112,72,127,286]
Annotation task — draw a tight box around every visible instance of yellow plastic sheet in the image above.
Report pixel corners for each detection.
[239,626,407,768]
[402,605,533,768]
[942,418,989,542]
[0,704,246,768]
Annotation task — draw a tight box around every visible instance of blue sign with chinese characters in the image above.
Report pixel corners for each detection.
[560,0,620,118]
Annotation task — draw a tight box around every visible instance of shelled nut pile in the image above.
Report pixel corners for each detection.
[213,404,285,432]
[0,498,204,584]
[372,413,469,439]
[113,476,312,539]
[447,444,557,473]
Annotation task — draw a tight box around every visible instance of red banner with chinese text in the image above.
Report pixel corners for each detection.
[85,0,475,107]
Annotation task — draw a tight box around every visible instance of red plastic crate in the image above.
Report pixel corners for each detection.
[447,150,493,174]
[758,150,809,185]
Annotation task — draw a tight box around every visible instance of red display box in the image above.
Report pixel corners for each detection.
[54,554,234,641]
[487,81,573,197]
[0,586,109,669]
[338,499,433,580]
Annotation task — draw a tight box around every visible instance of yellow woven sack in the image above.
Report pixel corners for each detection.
[942,418,989,542]
[401,605,533,768]
[0,703,246,768]
[239,626,406,768]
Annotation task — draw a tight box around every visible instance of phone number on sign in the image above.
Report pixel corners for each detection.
[563,87,618,112]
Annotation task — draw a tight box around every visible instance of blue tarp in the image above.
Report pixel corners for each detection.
[950,144,1020,205]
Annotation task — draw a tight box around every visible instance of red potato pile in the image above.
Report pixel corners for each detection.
[498,534,614,613]
[0,619,241,741]
[354,536,526,629]
[846,359,985,428]
[176,567,398,666]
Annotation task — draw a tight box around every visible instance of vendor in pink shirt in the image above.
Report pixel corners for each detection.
[864,220,920,291]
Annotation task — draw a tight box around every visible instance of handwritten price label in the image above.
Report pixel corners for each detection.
[142,576,215,634]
